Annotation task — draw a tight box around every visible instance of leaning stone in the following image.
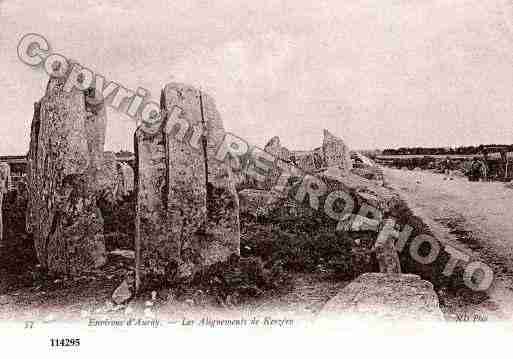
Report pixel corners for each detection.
[319,273,443,321]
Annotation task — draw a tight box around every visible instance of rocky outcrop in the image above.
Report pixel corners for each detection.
[135,83,240,290]
[26,75,106,276]
[320,273,443,321]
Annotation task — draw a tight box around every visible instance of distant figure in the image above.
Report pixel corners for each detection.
[468,157,483,182]
[500,149,509,181]
[442,156,452,179]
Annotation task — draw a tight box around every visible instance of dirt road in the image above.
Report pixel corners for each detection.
[383,168,513,320]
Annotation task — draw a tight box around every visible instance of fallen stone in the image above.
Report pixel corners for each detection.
[320,273,443,321]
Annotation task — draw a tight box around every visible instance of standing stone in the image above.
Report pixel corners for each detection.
[134,124,168,287]
[97,152,135,202]
[322,129,352,173]
[262,137,294,191]
[201,91,240,263]
[26,75,106,276]
[373,218,402,274]
[117,162,134,196]
[135,83,240,290]
[0,162,10,244]
[97,151,119,203]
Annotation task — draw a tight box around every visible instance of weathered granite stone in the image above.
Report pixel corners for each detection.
[373,218,402,273]
[320,273,443,321]
[201,91,241,264]
[135,83,240,289]
[97,152,135,202]
[134,125,168,286]
[0,163,11,193]
[117,162,134,196]
[262,136,293,190]
[26,75,106,276]
[84,87,107,172]
[322,129,352,173]
[97,152,119,203]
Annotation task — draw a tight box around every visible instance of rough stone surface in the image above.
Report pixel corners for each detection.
[112,279,133,305]
[322,129,352,173]
[97,152,135,202]
[117,162,134,196]
[320,273,443,321]
[26,75,106,276]
[135,83,240,288]
[0,163,11,193]
[373,219,402,273]
[134,125,167,284]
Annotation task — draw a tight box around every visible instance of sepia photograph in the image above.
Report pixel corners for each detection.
[1,0,512,356]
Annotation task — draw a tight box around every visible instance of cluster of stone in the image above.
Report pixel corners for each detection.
[134,83,240,290]
[26,74,107,276]
[263,129,352,174]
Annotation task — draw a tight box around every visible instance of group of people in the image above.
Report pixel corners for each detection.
[466,157,487,182]
[440,156,487,182]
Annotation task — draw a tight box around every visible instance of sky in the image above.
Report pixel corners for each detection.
[1,0,513,155]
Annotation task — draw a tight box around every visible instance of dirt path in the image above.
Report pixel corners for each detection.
[383,168,513,320]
